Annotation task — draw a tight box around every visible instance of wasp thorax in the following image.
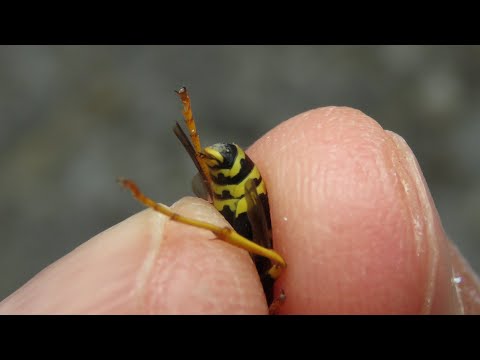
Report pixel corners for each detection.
[203,143,238,169]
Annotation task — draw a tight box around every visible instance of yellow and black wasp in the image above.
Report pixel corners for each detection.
[119,87,286,313]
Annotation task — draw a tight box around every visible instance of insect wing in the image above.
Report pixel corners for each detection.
[244,178,272,250]
[173,122,212,200]
[191,171,210,201]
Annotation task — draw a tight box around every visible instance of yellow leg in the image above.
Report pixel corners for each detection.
[119,178,287,269]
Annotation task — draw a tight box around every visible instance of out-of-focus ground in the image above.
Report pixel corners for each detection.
[1,46,479,301]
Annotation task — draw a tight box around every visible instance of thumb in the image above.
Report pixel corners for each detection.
[0,197,267,314]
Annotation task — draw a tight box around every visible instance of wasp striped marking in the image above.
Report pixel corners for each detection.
[120,86,286,313]
[199,142,280,305]
[205,144,266,219]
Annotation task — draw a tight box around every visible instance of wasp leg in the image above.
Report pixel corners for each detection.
[264,263,286,314]
[118,178,287,268]
[268,289,286,315]
[175,86,212,186]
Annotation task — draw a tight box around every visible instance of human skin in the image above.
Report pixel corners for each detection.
[1,107,479,314]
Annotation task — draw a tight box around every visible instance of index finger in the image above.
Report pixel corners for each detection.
[247,106,466,314]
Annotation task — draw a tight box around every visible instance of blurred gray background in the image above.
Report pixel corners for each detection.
[1,45,479,301]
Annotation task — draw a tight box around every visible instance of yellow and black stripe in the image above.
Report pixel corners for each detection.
[204,144,268,237]
[202,143,276,304]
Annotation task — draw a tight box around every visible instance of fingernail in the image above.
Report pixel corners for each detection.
[387,131,463,314]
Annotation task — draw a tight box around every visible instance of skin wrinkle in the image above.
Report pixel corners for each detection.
[145,203,199,313]
[225,250,257,310]
[132,209,168,314]
[153,247,188,314]
[393,149,425,257]
[387,132,439,314]
[406,140,463,313]
[354,115,427,312]
[147,222,198,313]
[196,241,248,312]
[370,134,422,310]
[376,137,415,268]
[85,210,164,314]
[179,244,215,313]
[154,233,199,314]
[375,146,416,310]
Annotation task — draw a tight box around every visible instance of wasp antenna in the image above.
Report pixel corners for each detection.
[117,176,127,186]
[175,86,187,95]
[117,177,137,193]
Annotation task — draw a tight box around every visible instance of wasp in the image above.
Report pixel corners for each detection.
[119,87,286,314]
